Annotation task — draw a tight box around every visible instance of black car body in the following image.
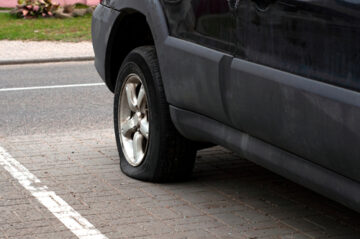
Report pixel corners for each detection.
[92,0,360,212]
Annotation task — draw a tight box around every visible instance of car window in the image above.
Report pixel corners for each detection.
[161,0,237,53]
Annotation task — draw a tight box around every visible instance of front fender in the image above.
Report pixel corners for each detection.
[107,0,169,47]
[103,0,175,100]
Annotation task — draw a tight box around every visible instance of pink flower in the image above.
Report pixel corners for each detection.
[22,9,29,16]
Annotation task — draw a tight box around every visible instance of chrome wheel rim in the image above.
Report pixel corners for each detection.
[119,73,149,167]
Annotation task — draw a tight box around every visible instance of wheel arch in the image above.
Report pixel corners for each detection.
[104,1,169,92]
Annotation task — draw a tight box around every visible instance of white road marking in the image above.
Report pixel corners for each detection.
[0,146,109,239]
[0,83,106,92]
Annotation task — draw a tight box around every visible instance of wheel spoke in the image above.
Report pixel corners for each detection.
[137,85,146,112]
[132,132,144,164]
[121,117,137,138]
[139,117,149,139]
[125,83,138,112]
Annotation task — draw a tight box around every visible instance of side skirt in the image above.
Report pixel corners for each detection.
[170,105,360,212]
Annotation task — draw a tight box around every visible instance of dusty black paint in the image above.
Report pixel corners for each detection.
[160,0,237,53]
[158,0,360,185]
[236,0,360,92]
[92,0,360,212]
[170,105,360,213]
[160,0,360,91]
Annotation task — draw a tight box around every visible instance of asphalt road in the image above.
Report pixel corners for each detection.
[0,61,113,137]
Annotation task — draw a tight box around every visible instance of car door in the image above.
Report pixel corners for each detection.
[224,0,360,181]
[159,0,237,123]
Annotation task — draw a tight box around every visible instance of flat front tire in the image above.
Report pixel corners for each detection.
[114,46,197,182]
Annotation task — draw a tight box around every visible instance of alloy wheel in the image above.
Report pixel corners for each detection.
[119,73,149,166]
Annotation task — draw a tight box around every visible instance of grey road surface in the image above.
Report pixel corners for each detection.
[0,61,113,137]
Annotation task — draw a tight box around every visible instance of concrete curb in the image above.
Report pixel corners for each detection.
[0,56,95,65]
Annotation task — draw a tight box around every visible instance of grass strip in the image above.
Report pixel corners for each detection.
[0,12,92,42]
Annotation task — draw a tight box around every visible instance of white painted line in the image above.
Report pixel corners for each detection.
[0,146,109,239]
[0,83,106,92]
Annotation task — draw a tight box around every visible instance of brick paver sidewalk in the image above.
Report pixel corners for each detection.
[0,129,359,238]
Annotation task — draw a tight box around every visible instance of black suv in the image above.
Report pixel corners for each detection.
[92,0,360,212]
